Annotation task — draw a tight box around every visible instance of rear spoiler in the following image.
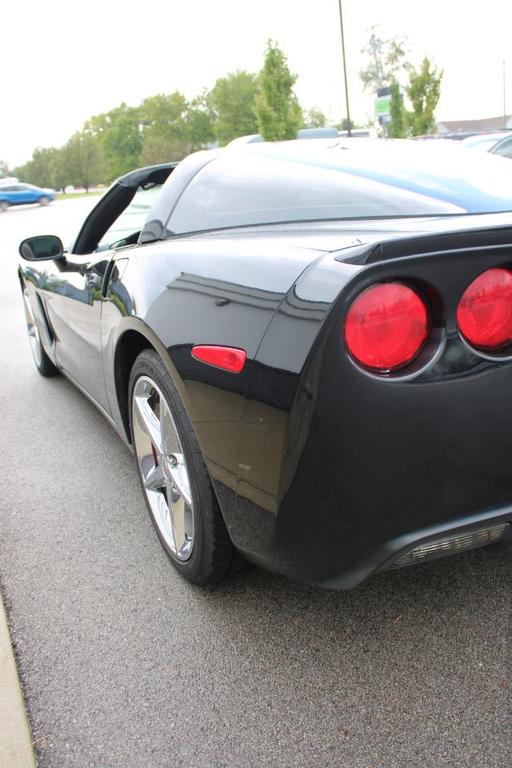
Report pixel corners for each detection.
[337,224,512,265]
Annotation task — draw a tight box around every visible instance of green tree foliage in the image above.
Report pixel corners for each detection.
[359,27,408,93]
[209,71,259,145]
[388,81,408,138]
[303,108,327,128]
[139,92,190,164]
[186,92,216,151]
[338,118,355,131]
[406,57,443,136]
[256,41,302,141]
[10,41,310,187]
[50,147,70,193]
[14,147,58,188]
[61,132,103,191]
[86,103,142,179]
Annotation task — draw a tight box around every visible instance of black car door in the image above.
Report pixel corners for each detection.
[41,164,174,413]
[42,248,114,412]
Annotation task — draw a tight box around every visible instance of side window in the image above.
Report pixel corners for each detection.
[494,139,512,160]
[96,185,162,251]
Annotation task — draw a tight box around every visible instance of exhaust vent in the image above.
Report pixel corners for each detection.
[391,523,510,569]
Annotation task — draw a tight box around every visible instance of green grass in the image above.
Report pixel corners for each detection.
[55,190,103,201]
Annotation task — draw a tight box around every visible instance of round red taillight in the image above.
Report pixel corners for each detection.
[457,268,512,351]
[344,283,429,372]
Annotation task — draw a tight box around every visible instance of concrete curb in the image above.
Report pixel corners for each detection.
[0,594,36,768]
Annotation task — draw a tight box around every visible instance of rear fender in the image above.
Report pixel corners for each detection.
[104,240,323,522]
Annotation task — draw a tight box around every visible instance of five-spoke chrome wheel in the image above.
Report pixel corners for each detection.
[132,375,194,561]
[23,289,43,368]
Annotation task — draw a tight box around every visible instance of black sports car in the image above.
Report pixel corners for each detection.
[19,139,512,588]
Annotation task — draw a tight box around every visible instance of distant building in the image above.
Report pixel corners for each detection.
[437,115,512,134]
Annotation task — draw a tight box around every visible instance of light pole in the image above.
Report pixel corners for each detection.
[337,0,352,136]
[503,60,507,129]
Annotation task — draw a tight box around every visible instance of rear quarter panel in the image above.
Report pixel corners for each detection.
[103,237,324,519]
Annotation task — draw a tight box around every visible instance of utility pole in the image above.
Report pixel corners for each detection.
[503,60,507,129]
[337,0,352,136]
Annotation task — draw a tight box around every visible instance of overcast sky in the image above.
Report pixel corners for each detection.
[2,0,511,166]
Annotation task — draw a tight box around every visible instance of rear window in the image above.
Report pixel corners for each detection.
[166,141,512,235]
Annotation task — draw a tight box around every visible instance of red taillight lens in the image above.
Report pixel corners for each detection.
[344,283,429,372]
[191,345,247,373]
[457,268,512,350]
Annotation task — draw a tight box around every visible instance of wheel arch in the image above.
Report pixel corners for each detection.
[112,320,191,445]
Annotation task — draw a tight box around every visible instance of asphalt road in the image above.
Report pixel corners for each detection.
[0,199,510,768]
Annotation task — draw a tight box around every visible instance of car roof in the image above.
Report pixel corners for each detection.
[462,131,512,147]
[140,138,512,242]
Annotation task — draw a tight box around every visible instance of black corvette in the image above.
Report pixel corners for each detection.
[19,139,512,588]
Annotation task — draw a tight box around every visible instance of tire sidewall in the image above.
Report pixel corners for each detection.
[128,350,218,582]
[22,288,59,377]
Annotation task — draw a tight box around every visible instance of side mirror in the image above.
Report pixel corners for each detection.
[19,235,64,261]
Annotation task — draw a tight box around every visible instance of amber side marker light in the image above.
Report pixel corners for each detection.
[457,267,512,350]
[344,282,429,372]
[191,345,247,373]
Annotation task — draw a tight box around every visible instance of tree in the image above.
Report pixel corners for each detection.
[303,108,327,128]
[359,27,408,93]
[209,71,259,145]
[406,57,443,136]
[62,132,103,191]
[49,147,70,193]
[388,81,408,138]
[255,40,302,141]
[338,118,355,132]
[139,92,190,163]
[86,103,142,180]
[186,91,216,150]
[0,159,11,178]
[14,147,58,188]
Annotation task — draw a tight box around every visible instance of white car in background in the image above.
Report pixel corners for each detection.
[462,132,512,159]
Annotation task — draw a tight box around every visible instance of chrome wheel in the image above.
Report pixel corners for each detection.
[132,375,194,561]
[23,289,43,367]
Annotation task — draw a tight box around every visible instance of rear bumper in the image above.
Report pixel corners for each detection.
[310,506,512,590]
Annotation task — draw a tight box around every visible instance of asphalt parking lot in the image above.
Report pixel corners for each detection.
[0,199,510,767]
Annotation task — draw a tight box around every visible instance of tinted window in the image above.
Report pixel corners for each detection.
[167,142,512,235]
[494,138,512,159]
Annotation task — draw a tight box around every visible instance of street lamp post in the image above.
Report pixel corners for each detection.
[503,60,507,129]
[337,0,352,136]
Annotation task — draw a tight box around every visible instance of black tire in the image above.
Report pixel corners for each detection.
[39,196,50,206]
[129,349,235,584]
[35,344,59,377]
[0,201,9,212]
[22,288,59,377]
